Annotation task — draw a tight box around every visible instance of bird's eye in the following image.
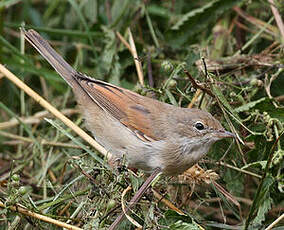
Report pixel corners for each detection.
[195,122,205,130]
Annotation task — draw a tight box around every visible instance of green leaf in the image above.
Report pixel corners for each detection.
[83,0,98,24]
[162,210,196,226]
[235,98,266,113]
[68,0,96,56]
[169,220,200,230]
[254,98,284,123]
[242,161,267,170]
[166,0,240,47]
[147,4,173,18]
[108,58,121,85]
[98,26,120,85]
[44,118,108,168]
[165,89,178,106]
[110,0,130,28]
[251,197,273,227]
[212,84,241,121]
[0,0,21,8]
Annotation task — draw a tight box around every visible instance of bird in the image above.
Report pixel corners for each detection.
[23,29,234,176]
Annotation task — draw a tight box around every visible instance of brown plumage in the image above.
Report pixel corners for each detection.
[23,29,234,175]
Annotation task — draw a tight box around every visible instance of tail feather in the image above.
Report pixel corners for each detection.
[23,28,77,88]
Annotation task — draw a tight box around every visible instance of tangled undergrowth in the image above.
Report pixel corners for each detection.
[0,1,283,229]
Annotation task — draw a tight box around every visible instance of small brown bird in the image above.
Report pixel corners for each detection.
[23,29,234,175]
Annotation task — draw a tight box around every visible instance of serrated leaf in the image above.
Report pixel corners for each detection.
[99,26,117,75]
[171,1,218,30]
[108,58,121,85]
[254,175,274,213]
[251,197,273,227]
[166,0,240,47]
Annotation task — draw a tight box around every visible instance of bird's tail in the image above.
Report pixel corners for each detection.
[22,28,78,88]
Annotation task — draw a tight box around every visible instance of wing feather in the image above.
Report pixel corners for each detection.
[74,73,159,141]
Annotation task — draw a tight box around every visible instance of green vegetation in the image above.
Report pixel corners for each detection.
[0,0,283,229]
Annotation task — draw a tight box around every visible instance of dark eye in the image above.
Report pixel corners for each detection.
[195,122,205,130]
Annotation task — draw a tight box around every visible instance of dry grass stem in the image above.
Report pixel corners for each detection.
[152,188,184,215]
[116,31,134,54]
[0,201,82,230]
[268,0,284,39]
[0,130,82,149]
[0,64,109,158]
[0,108,79,130]
[265,213,284,230]
[116,30,144,86]
[127,28,144,86]
[213,161,262,179]
[187,89,202,108]
[121,186,142,229]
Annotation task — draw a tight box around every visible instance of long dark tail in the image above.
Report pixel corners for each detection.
[22,28,78,88]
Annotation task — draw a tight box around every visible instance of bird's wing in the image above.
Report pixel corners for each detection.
[74,73,158,141]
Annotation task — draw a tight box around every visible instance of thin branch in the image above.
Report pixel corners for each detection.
[184,69,215,97]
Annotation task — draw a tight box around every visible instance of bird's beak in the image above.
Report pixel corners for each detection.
[216,130,236,138]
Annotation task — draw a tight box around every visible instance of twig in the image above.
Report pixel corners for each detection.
[184,69,214,97]
[212,181,240,207]
[201,57,209,79]
[109,167,162,230]
[233,16,275,56]
[0,201,82,230]
[0,64,109,158]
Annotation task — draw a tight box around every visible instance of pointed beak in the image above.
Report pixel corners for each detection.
[215,130,236,139]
